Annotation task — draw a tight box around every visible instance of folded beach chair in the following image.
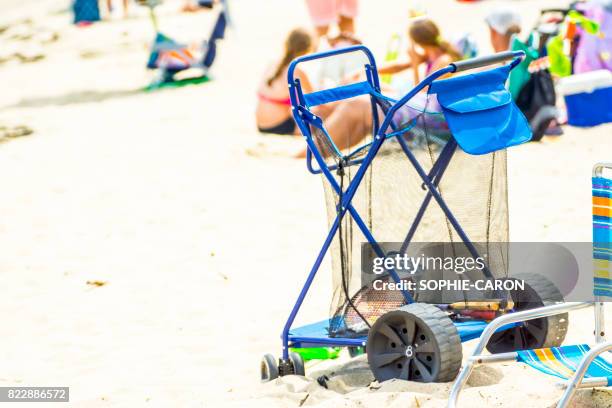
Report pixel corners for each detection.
[141,0,229,87]
[260,46,553,383]
[448,162,612,408]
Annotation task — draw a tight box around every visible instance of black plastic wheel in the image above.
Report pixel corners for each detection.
[486,274,568,353]
[288,352,305,376]
[348,346,365,358]
[260,354,279,382]
[366,303,462,383]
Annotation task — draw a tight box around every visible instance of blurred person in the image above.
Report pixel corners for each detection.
[255,28,374,160]
[485,8,524,97]
[182,0,215,13]
[378,18,461,86]
[290,18,463,158]
[106,0,129,18]
[256,28,315,135]
[485,8,522,52]
[293,95,375,158]
[485,9,561,140]
[305,0,359,38]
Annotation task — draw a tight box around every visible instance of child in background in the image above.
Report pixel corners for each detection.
[378,18,461,86]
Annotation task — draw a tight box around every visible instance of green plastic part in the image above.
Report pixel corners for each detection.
[544,11,600,79]
[547,35,572,78]
[289,347,341,361]
[509,36,540,99]
[568,10,600,35]
[144,75,211,92]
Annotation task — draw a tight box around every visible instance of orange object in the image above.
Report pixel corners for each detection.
[594,206,612,217]
[565,21,577,40]
[593,196,612,207]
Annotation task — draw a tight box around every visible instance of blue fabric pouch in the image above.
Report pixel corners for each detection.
[429,65,532,155]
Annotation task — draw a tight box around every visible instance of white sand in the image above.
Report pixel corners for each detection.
[0,0,611,407]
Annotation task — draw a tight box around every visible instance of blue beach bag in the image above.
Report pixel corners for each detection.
[429,65,532,155]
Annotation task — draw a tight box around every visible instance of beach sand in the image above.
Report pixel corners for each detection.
[0,0,610,406]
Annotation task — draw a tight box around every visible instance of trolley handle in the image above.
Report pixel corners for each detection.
[288,45,377,85]
[450,50,525,73]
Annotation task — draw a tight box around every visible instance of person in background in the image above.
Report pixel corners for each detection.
[378,18,461,86]
[291,19,461,158]
[485,8,522,52]
[288,18,461,159]
[182,0,215,13]
[256,28,375,160]
[485,8,525,98]
[106,0,129,18]
[305,0,359,38]
[486,9,561,140]
[256,28,315,135]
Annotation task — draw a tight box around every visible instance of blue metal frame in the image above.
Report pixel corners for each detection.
[288,318,520,349]
[282,46,525,359]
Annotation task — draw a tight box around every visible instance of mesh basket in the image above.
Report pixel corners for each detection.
[314,92,509,338]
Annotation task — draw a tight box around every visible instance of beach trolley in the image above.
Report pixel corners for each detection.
[449,162,612,408]
[261,46,568,383]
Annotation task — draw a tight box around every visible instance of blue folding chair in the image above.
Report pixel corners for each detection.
[449,162,612,408]
[141,0,229,86]
[261,46,543,383]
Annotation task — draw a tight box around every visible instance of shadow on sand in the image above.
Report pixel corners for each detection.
[6,88,145,109]
[6,76,211,109]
